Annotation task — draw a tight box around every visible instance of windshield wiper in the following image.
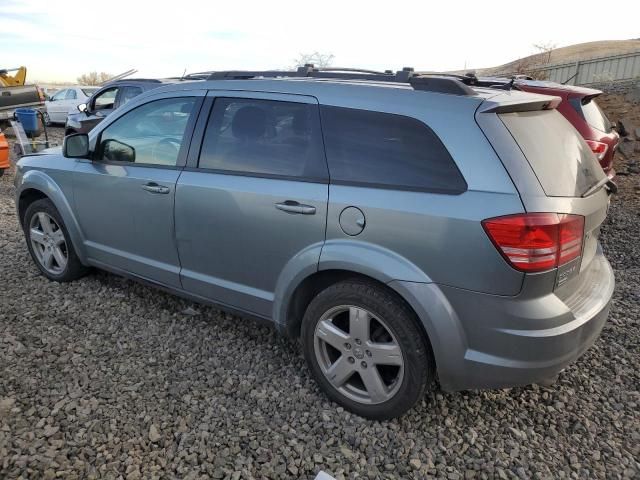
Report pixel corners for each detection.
[582,176,617,197]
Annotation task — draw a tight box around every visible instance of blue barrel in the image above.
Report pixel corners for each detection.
[15,108,39,134]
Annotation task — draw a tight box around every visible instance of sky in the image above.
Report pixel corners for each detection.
[2,0,639,83]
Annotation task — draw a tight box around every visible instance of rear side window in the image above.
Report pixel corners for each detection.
[500,110,605,197]
[320,106,466,193]
[198,98,327,180]
[119,86,144,107]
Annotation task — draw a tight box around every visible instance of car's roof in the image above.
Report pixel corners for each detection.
[145,76,559,114]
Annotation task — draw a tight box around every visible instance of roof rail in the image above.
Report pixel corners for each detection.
[106,78,164,84]
[206,65,477,96]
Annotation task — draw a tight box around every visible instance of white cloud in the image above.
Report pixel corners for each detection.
[1,0,638,83]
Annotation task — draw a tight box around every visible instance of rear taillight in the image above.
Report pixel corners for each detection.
[585,140,608,161]
[482,213,585,273]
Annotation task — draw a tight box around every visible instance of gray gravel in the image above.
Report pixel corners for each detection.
[1,126,639,479]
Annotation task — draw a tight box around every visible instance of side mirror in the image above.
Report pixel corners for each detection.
[101,139,135,163]
[63,133,90,158]
[77,103,89,115]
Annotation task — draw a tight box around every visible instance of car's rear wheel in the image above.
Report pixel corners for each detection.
[23,199,87,282]
[301,280,434,420]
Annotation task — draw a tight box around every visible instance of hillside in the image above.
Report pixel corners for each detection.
[476,39,640,76]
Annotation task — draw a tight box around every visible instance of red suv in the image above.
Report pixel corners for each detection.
[463,76,619,178]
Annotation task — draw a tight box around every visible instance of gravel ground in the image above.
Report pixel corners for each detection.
[0,125,638,479]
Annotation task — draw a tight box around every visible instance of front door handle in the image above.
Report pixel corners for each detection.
[142,182,170,194]
[275,201,316,215]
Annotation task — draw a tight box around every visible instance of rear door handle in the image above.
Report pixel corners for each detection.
[142,182,170,194]
[275,201,316,215]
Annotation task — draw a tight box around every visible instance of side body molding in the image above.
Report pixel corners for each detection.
[273,239,433,329]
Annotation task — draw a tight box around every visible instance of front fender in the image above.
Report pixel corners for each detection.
[16,168,88,264]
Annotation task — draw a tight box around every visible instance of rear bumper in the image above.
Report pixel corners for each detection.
[391,246,614,391]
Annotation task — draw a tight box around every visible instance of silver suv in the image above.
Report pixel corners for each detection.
[15,67,615,419]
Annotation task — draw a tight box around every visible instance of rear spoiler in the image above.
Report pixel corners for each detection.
[477,95,561,114]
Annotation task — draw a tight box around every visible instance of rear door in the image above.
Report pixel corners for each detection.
[175,92,329,317]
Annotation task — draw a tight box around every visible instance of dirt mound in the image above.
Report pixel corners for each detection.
[477,39,640,76]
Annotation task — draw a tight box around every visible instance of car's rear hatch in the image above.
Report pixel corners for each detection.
[475,90,612,294]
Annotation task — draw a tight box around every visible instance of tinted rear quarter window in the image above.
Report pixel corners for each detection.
[500,109,605,197]
[320,106,466,193]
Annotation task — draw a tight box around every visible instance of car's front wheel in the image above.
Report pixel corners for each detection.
[301,280,434,420]
[23,198,87,282]
[42,112,52,126]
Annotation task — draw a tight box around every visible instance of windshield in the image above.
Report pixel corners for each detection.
[500,109,606,197]
[580,98,612,133]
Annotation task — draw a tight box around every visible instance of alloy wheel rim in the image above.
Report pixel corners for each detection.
[29,212,68,275]
[314,305,404,405]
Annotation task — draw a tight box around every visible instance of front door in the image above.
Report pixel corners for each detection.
[46,89,70,123]
[175,92,329,317]
[73,93,203,287]
[80,86,119,132]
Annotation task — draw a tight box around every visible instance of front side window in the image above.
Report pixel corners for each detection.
[51,89,67,101]
[93,88,118,110]
[97,97,196,166]
[198,97,327,179]
[320,106,467,193]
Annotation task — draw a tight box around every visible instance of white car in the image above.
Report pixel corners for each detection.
[44,86,98,125]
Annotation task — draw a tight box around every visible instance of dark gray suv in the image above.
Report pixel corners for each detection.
[65,79,169,135]
[15,67,615,419]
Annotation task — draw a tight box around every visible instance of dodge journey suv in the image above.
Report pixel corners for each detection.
[15,66,615,419]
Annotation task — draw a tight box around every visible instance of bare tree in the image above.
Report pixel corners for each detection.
[76,71,113,86]
[533,42,557,65]
[510,42,557,80]
[292,52,335,69]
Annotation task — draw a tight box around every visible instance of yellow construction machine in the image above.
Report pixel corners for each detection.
[0,66,28,87]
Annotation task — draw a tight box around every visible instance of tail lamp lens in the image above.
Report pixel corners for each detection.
[482,213,585,273]
[585,140,608,161]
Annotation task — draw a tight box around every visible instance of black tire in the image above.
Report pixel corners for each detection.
[43,112,51,127]
[23,198,88,282]
[0,168,4,177]
[301,280,434,420]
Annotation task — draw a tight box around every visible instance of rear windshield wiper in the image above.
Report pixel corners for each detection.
[582,176,617,197]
